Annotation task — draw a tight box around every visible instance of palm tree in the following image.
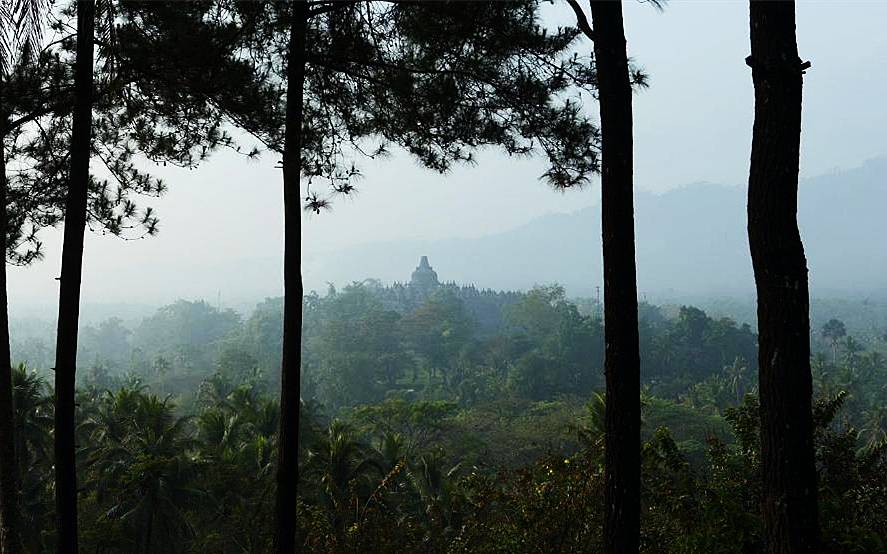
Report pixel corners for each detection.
[11,365,53,553]
[197,399,277,462]
[303,421,382,539]
[196,374,279,469]
[725,356,749,405]
[81,390,200,554]
[11,366,52,476]
[1,2,49,550]
[193,389,277,554]
[859,351,884,383]
[576,391,607,460]
[197,409,248,462]
[247,398,280,441]
[197,372,238,410]
[377,431,406,474]
[821,318,846,364]
[858,407,887,452]
[407,454,462,533]
[840,335,864,371]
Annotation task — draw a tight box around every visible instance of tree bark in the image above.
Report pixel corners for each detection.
[142,509,152,554]
[274,2,307,553]
[588,2,641,552]
[0,75,22,554]
[747,2,820,553]
[54,2,95,553]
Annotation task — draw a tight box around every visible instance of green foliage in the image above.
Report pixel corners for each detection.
[642,396,732,465]
[444,398,583,469]
[5,1,884,551]
[6,354,885,553]
[349,398,458,456]
[8,289,886,551]
[503,285,604,399]
[450,454,605,553]
[822,318,848,344]
[14,288,782,423]
[11,364,54,551]
[643,306,758,397]
[216,0,608,214]
[3,0,269,262]
[79,389,200,552]
[402,289,475,381]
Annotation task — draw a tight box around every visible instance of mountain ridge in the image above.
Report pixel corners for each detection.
[303,158,887,299]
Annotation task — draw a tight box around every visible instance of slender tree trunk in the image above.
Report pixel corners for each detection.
[54,2,95,553]
[274,2,307,553]
[0,76,22,554]
[588,2,641,552]
[747,2,820,552]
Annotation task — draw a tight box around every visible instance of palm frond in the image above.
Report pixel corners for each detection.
[0,0,15,74]
[1,0,50,73]
[639,0,667,12]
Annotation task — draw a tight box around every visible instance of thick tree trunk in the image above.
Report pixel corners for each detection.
[54,2,95,553]
[274,2,307,553]
[747,2,820,553]
[0,77,22,554]
[588,2,641,552]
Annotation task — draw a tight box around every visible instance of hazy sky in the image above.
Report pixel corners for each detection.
[9,1,887,314]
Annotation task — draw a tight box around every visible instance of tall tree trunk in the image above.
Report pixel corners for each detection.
[0,76,22,554]
[142,509,153,554]
[747,2,820,553]
[274,2,307,553]
[588,2,641,552]
[54,2,95,553]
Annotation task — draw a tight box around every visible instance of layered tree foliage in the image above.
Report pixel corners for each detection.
[3,2,286,550]
[212,2,611,549]
[231,0,604,199]
[39,3,279,549]
[2,3,57,547]
[5,286,887,552]
[2,2,883,553]
[3,337,884,553]
[503,285,603,399]
[0,0,278,281]
[3,1,254,259]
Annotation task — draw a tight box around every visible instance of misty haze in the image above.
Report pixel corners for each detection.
[1,1,884,553]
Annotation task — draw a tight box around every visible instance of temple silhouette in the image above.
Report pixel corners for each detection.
[368,256,521,332]
[409,256,440,294]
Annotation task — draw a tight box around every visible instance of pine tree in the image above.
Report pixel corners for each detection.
[35,2,280,550]
[53,3,94,551]
[276,3,307,551]
[587,2,641,551]
[747,1,820,551]
[213,2,603,550]
[566,0,649,548]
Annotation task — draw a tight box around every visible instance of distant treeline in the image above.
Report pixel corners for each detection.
[9,284,882,421]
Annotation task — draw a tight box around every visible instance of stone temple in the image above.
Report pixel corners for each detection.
[370,256,521,333]
[410,256,440,293]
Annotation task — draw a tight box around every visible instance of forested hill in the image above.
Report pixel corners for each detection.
[305,158,887,297]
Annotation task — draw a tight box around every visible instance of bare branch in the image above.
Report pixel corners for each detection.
[566,0,594,41]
